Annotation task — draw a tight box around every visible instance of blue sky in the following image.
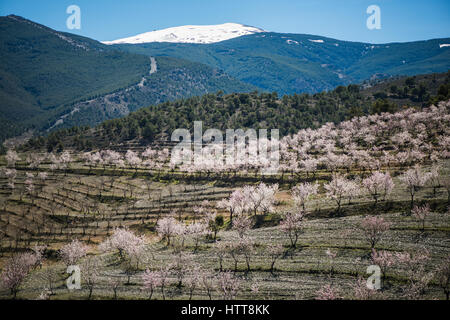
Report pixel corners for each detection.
[1,0,449,43]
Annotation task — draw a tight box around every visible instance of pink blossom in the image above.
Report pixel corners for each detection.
[316,284,340,300]
[142,269,161,299]
[360,216,391,249]
[412,204,431,231]
[1,253,35,298]
[232,214,253,238]
[291,182,318,210]
[280,210,305,248]
[217,271,240,300]
[362,171,394,203]
[59,239,88,266]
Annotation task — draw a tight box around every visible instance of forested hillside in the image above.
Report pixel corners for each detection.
[0,15,151,142]
[24,71,450,152]
[114,32,450,95]
[0,16,255,143]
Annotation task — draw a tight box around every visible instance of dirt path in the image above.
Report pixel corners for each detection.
[149,57,157,74]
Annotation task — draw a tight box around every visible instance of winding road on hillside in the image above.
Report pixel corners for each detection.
[48,57,158,131]
[150,57,157,74]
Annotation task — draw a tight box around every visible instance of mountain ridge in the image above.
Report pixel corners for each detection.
[0,15,256,143]
[102,23,265,44]
[113,31,450,94]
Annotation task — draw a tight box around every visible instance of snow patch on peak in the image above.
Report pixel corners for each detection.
[309,39,324,43]
[286,39,299,45]
[102,23,265,45]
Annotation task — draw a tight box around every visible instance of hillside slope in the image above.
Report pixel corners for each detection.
[24,71,449,152]
[0,16,255,142]
[46,56,257,131]
[113,32,450,95]
[0,15,151,140]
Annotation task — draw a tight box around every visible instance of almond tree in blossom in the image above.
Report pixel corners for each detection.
[352,276,377,300]
[184,264,201,300]
[324,174,359,214]
[37,171,48,195]
[362,171,394,205]
[101,150,122,174]
[204,212,224,241]
[316,284,340,300]
[412,204,431,232]
[0,252,36,298]
[280,210,305,248]
[26,153,44,170]
[232,214,252,238]
[301,158,319,178]
[395,249,432,299]
[371,249,396,286]
[172,221,188,249]
[48,153,61,173]
[267,241,284,274]
[227,241,242,272]
[428,165,442,197]
[31,245,46,270]
[123,237,147,284]
[256,183,279,215]
[108,277,121,300]
[83,151,101,173]
[125,150,142,172]
[399,165,431,213]
[360,216,391,249]
[214,241,228,272]
[100,227,146,284]
[24,172,35,203]
[59,151,72,176]
[291,182,318,211]
[142,269,160,300]
[170,249,193,288]
[192,200,208,223]
[435,255,450,300]
[155,217,180,246]
[217,271,240,300]
[238,236,255,273]
[244,183,278,216]
[157,266,170,300]
[217,189,246,226]
[5,150,20,168]
[81,256,100,299]
[59,239,88,266]
[186,221,207,252]
[200,269,215,300]
[4,168,17,190]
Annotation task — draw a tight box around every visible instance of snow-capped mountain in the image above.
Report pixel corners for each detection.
[102,23,265,45]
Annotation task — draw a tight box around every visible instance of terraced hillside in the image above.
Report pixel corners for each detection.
[0,100,448,300]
